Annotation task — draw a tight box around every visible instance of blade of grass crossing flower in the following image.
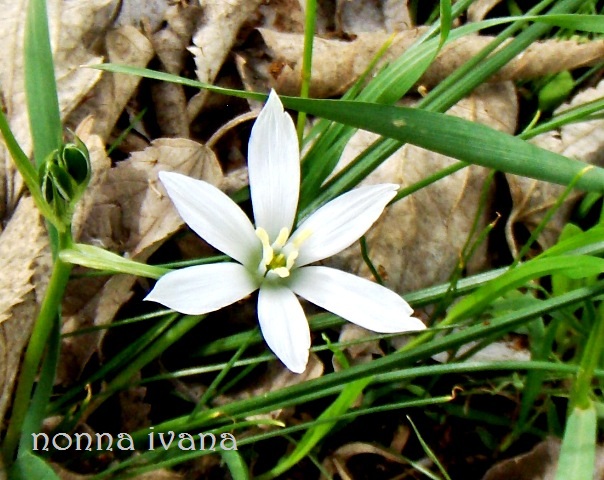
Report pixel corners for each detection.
[281,97,604,194]
[555,402,597,480]
[25,0,62,167]
[535,14,604,33]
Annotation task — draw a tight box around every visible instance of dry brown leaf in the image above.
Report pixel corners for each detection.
[0,197,51,429]
[66,25,155,141]
[59,137,223,384]
[187,0,263,118]
[0,0,114,217]
[334,324,383,371]
[329,83,517,295]
[506,78,604,256]
[335,0,412,33]
[321,441,407,480]
[482,437,604,480]
[113,0,171,30]
[258,0,306,34]
[237,29,604,98]
[468,0,503,22]
[149,3,202,138]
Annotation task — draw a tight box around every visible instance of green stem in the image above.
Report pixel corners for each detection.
[2,232,73,464]
[296,0,317,144]
[571,302,604,409]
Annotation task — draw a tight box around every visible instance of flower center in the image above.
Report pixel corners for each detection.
[256,227,305,279]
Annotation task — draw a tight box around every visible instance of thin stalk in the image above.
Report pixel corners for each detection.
[2,232,73,464]
[296,0,317,144]
[571,302,604,409]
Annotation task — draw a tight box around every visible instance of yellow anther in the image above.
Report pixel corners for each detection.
[271,267,290,278]
[286,251,298,270]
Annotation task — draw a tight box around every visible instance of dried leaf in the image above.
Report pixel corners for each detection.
[482,437,604,480]
[238,29,604,97]
[335,0,412,33]
[468,0,503,23]
[67,25,155,141]
[330,83,517,294]
[334,324,383,371]
[149,4,201,138]
[321,441,407,480]
[113,0,171,31]
[190,0,262,83]
[0,197,51,428]
[59,138,223,384]
[506,78,604,256]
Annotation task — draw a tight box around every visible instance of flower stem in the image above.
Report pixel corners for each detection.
[2,232,73,464]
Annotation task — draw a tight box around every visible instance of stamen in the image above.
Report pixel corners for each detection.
[292,228,312,248]
[271,267,290,278]
[286,251,298,270]
[256,227,273,265]
[273,227,290,249]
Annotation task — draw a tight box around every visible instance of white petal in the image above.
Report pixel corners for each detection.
[159,171,258,266]
[290,184,398,266]
[257,283,310,373]
[248,90,300,240]
[144,263,259,315]
[289,266,425,333]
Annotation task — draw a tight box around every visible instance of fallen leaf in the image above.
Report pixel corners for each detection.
[237,28,604,98]
[335,0,412,33]
[482,437,604,480]
[329,82,517,294]
[66,25,155,142]
[321,441,407,480]
[187,0,264,118]
[0,197,51,429]
[113,0,171,31]
[506,78,604,256]
[150,3,202,138]
[468,0,503,22]
[334,324,383,371]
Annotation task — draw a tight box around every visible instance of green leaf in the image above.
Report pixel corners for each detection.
[539,71,575,112]
[445,255,604,325]
[24,0,62,168]
[221,450,250,480]
[556,402,597,480]
[280,97,604,194]
[10,451,60,480]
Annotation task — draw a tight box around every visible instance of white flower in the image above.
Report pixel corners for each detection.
[145,90,425,373]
